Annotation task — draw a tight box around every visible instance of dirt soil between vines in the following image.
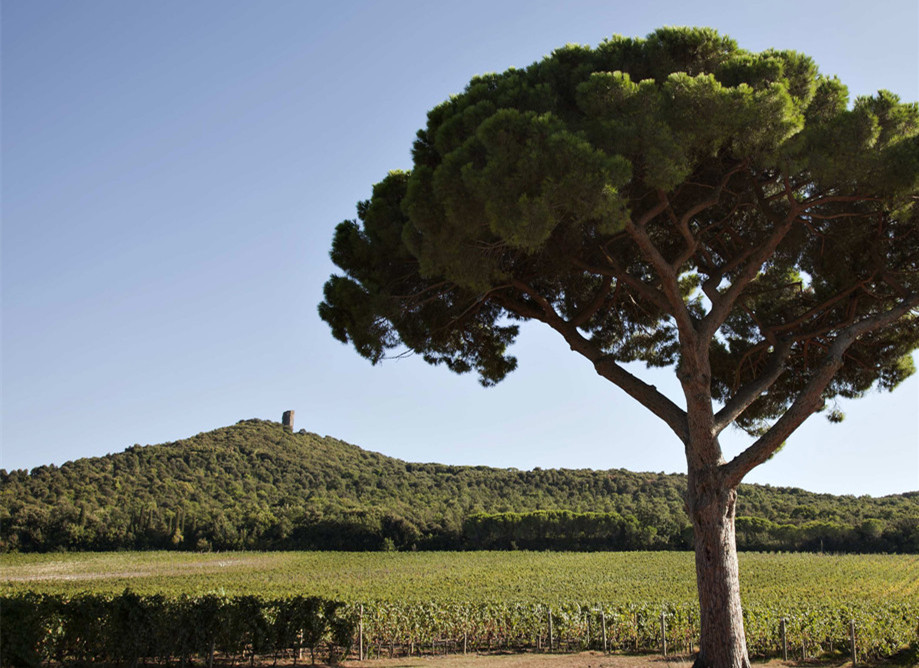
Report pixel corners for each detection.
[298,653,867,668]
[341,652,692,667]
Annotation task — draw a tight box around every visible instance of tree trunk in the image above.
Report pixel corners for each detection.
[687,468,751,668]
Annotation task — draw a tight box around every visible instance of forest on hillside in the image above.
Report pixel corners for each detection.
[2,420,917,553]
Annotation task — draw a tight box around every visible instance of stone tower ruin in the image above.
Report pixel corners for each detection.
[282,410,294,431]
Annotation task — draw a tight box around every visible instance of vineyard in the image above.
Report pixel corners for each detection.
[2,551,918,664]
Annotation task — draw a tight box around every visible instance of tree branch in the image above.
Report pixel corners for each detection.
[570,275,612,328]
[494,278,690,443]
[767,279,871,338]
[624,204,698,344]
[712,340,792,435]
[721,293,919,487]
[699,178,799,341]
[801,194,880,208]
[573,256,673,316]
[492,292,550,323]
[558,325,690,443]
[672,161,749,269]
[509,279,563,322]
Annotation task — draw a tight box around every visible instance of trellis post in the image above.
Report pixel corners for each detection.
[850,619,857,666]
[358,604,364,661]
[660,611,667,656]
[780,617,788,661]
[601,611,608,653]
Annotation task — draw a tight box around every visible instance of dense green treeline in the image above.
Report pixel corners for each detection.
[2,419,917,553]
[465,510,919,553]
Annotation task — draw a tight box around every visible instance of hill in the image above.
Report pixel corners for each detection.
[2,419,917,552]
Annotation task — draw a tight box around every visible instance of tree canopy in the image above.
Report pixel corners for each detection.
[321,27,919,445]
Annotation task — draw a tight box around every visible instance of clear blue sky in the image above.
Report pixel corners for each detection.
[3,0,917,496]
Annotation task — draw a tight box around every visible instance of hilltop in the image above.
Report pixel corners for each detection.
[1,419,916,552]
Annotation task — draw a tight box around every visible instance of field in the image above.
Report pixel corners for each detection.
[5,550,918,603]
[3,551,918,663]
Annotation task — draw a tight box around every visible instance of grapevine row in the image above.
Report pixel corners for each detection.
[360,600,917,661]
[3,592,916,666]
[0,592,357,667]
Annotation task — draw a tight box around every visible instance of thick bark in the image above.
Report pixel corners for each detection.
[687,465,750,668]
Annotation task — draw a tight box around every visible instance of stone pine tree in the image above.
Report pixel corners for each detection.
[319,28,919,668]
